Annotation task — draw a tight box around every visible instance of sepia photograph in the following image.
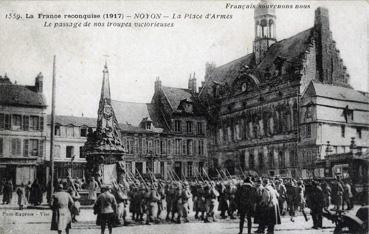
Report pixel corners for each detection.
[0,0,368,233]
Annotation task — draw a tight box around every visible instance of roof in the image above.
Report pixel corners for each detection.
[202,28,314,89]
[111,100,165,132]
[47,115,97,127]
[308,81,369,103]
[161,86,193,110]
[0,84,46,108]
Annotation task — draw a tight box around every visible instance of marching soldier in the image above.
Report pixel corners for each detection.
[157,181,166,220]
[176,182,191,224]
[194,182,206,220]
[227,181,238,219]
[146,182,160,225]
[204,181,219,223]
[165,181,175,221]
[217,182,228,219]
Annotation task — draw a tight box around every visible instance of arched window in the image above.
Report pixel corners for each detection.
[261,19,267,37]
[269,19,274,38]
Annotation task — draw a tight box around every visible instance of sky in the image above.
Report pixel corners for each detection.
[0,0,368,117]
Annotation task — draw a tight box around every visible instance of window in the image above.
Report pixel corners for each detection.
[5,114,11,130]
[182,140,187,155]
[356,128,362,139]
[155,139,160,155]
[30,139,39,156]
[197,122,203,135]
[186,121,193,133]
[12,115,22,130]
[160,161,165,177]
[174,120,181,132]
[79,146,85,158]
[0,114,4,129]
[40,117,44,132]
[198,140,204,156]
[23,139,29,157]
[175,139,181,155]
[249,154,255,169]
[11,138,21,156]
[142,138,147,154]
[0,138,3,156]
[341,125,345,138]
[66,146,74,158]
[30,116,39,130]
[55,125,61,136]
[39,140,43,158]
[66,126,74,137]
[80,128,87,137]
[23,116,29,131]
[306,124,311,138]
[187,162,193,177]
[128,139,134,154]
[167,140,171,155]
[160,140,166,155]
[187,139,193,155]
[147,140,153,154]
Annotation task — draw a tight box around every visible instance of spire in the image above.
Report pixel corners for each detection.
[100,62,111,101]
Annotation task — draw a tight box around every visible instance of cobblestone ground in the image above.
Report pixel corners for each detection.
[1,208,340,234]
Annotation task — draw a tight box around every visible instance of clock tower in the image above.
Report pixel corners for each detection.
[253,0,277,64]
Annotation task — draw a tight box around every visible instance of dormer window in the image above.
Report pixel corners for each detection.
[146,122,151,130]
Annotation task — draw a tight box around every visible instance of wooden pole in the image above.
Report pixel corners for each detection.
[49,55,56,203]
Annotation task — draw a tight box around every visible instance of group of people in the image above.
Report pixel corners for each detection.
[0,178,45,208]
[49,174,355,234]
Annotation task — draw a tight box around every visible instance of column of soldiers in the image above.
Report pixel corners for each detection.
[97,167,331,234]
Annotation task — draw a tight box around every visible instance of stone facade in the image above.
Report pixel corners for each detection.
[198,5,369,178]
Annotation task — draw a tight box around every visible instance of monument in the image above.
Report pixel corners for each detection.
[83,62,126,185]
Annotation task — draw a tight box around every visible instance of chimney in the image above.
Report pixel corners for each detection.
[314,7,331,83]
[154,76,161,93]
[35,72,43,93]
[188,73,192,90]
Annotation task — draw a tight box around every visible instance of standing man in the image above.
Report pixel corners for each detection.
[308,180,324,229]
[275,179,287,215]
[236,177,255,234]
[255,178,281,234]
[343,180,353,210]
[94,185,118,234]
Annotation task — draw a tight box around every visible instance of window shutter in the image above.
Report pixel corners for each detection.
[23,139,29,157]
